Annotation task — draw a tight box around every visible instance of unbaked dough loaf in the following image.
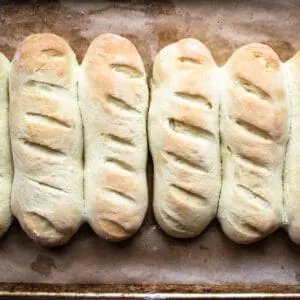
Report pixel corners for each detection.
[10,34,83,246]
[79,34,148,241]
[218,43,289,244]
[283,52,300,244]
[149,38,221,238]
[0,53,13,237]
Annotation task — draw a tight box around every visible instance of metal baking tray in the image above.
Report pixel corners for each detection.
[1,0,300,298]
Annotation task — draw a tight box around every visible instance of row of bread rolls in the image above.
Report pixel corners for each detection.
[6,33,148,246]
[0,33,299,246]
[150,38,299,245]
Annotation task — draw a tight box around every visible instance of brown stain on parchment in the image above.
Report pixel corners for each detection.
[30,254,56,277]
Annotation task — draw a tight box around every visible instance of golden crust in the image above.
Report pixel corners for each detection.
[10,33,83,246]
[80,33,148,241]
[83,33,145,73]
[13,34,73,87]
[153,38,215,86]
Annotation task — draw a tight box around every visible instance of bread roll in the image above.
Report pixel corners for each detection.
[218,43,289,244]
[79,34,148,241]
[10,34,83,246]
[0,53,13,236]
[149,39,221,238]
[283,52,300,244]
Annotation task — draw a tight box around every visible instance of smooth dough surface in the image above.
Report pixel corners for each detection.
[10,33,83,246]
[149,38,221,238]
[79,33,148,241]
[218,43,289,244]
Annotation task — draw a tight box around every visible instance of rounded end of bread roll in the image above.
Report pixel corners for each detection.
[153,38,215,85]
[82,33,145,77]
[15,33,71,58]
[21,212,74,247]
[153,203,207,239]
[97,219,133,241]
[155,219,201,239]
[218,211,279,244]
[89,214,143,242]
[226,43,281,75]
[11,33,77,89]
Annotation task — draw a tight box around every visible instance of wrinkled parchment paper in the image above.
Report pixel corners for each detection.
[0,0,300,285]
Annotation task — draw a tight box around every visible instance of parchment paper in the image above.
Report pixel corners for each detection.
[0,0,300,285]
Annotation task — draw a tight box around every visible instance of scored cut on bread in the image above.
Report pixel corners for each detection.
[283,52,300,244]
[9,34,84,246]
[217,43,289,244]
[0,53,13,237]
[149,38,221,238]
[79,34,149,241]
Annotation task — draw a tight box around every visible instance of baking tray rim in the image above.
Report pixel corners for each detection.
[1,283,300,298]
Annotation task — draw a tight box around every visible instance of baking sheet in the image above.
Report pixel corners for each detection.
[0,0,300,286]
